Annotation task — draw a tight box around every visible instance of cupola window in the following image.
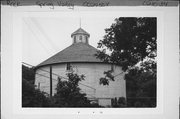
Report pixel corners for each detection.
[74,36,76,43]
[85,36,88,43]
[71,28,90,44]
[79,35,82,41]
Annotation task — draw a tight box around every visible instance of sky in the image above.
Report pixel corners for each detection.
[22,12,118,66]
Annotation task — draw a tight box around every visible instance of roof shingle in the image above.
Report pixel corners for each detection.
[37,43,102,67]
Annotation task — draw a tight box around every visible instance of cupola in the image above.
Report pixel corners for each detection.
[71,28,90,44]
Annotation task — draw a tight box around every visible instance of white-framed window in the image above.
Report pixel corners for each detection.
[66,63,71,70]
[79,35,82,41]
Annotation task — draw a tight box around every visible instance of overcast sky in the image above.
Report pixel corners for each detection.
[22,12,118,66]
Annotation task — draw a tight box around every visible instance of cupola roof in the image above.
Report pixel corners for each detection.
[71,28,90,37]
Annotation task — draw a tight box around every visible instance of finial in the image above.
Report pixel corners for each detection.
[79,18,81,28]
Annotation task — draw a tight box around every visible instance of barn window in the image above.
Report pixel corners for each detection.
[66,63,71,70]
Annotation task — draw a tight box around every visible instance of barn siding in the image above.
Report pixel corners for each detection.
[35,63,126,106]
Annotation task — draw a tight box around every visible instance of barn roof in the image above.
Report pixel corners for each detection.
[36,43,102,67]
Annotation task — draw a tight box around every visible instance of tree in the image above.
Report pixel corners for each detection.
[53,73,99,107]
[96,17,156,71]
[22,67,101,107]
[125,59,156,107]
[111,97,126,107]
[95,17,157,107]
[22,64,35,84]
[22,65,53,107]
[22,79,52,107]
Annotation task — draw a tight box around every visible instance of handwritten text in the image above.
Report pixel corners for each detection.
[82,1,110,7]
[143,0,168,6]
[7,0,20,7]
[36,0,74,9]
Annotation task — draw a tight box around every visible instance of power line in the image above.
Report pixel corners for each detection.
[22,62,68,80]
[114,71,124,77]
[23,19,51,55]
[30,18,58,52]
[23,61,124,90]
[78,82,96,90]
[35,72,57,81]
[22,62,96,90]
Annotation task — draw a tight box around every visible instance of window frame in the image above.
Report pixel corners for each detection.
[66,63,71,71]
[79,35,82,41]
[74,36,76,43]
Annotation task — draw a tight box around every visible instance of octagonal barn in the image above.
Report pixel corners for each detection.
[35,27,126,107]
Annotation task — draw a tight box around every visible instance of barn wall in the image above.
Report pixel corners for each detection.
[35,63,126,106]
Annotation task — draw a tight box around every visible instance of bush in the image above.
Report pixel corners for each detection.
[22,72,102,107]
[111,97,126,107]
[53,73,101,107]
[22,79,52,107]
